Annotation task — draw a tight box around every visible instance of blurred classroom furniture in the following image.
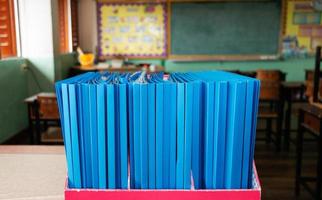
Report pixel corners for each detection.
[24,93,61,145]
[281,81,306,150]
[256,69,285,151]
[296,46,322,200]
[69,64,165,77]
[0,145,65,200]
[296,104,322,200]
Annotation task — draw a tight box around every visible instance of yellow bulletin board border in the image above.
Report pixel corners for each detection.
[97,2,168,59]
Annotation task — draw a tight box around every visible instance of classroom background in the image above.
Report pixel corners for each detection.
[1,0,322,199]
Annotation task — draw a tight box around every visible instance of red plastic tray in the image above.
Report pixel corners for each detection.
[65,163,261,200]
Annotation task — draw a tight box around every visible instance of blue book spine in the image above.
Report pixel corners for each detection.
[204,82,214,189]
[68,84,82,188]
[61,84,74,188]
[176,83,185,189]
[89,84,99,188]
[148,84,156,189]
[155,83,164,189]
[81,84,92,188]
[169,83,177,189]
[133,84,141,188]
[191,82,201,189]
[248,80,260,188]
[119,84,128,189]
[241,81,255,189]
[107,84,116,189]
[140,84,148,189]
[225,81,246,189]
[231,82,246,189]
[163,83,171,188]
[128,84,135,188]
[97,84,107,189]
[115,85,121,188]
[184,83,193,189]
[76,84,86,188]
[213,81,228,189]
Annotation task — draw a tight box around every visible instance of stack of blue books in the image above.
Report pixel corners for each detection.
[55,71,260,190]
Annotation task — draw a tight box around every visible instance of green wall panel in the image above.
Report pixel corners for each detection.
[0,58,29,143]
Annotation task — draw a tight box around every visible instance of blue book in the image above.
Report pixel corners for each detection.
[68,84,82,188]
[248,80,260,188]
[162,83,171,188]
[176,82,185,189]
[213,81,228,189]
[133,83,141,188]
[61,83,74,188]
[140,83,148,189]
[155,83,164,189]
[97,83,107,189]
[107,84,116,189]
[128,83,135,188]
[119,83,128,189]
[81,83,92,188]
[89,84,99,188]
[191,81,202,189]
[204,82,214,189]
[147,83,156,189]
[225,81,246,189]
[169,83,177,189]
[184,82,193,189]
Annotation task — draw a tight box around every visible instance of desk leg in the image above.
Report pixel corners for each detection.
[295,109,304,196]
[33,102,41,145]
[316,123,322,200]
[284,98,292,151]
[276,100,284,152]
[27,105,34,145]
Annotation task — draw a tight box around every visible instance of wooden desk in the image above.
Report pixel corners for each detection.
[0,145,66,200]
[281,81,306,150]
[24,93,60,145]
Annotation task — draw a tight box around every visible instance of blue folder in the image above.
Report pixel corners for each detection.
[147,83,156,189]
[107,84,116,189]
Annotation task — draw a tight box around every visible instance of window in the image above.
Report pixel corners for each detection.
[58,0,79,53]
[70,0,79,51]
[0,0,17,58]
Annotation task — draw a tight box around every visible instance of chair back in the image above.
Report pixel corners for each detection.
[36,95,59,120]
[305,70,322,99]
[256,70,285,101]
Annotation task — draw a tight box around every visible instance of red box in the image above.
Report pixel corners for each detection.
[65,163,261,200]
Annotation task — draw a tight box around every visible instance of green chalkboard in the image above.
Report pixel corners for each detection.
[170,1,281,56]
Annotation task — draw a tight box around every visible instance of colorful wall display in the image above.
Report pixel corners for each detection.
[283,0,322,57]
[97,3,167,58]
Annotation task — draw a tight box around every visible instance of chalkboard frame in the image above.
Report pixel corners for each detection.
[168,0,285,61]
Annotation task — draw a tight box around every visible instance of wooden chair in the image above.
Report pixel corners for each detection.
[305,69,322,101]
[256,69,285,151]
[33,95,62,144]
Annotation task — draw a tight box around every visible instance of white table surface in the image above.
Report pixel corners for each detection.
[0,146,66,200]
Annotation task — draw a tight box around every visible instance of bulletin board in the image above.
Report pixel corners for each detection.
[97,3,167,58]
[283,0,322,55]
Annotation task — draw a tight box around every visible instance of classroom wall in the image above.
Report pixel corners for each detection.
[77,0,315,81]
[0,58,29,143]
[0,53,76,143]
[165,58,315,81]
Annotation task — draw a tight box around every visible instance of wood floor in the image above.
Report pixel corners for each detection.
[255,138,318,200]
